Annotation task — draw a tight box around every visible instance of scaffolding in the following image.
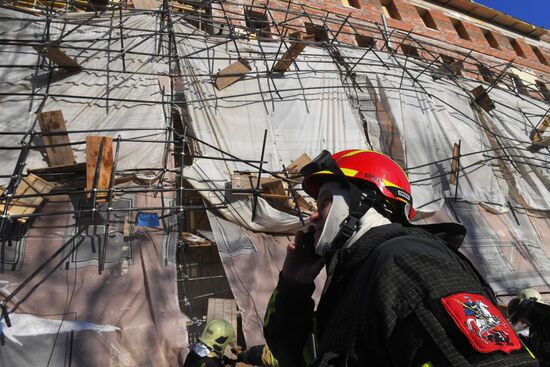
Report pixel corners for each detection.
[0,0,549,361]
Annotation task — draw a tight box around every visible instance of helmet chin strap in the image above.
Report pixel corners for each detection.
[315,182,390,256]
[328,184,388,252]
[314,184,351,256]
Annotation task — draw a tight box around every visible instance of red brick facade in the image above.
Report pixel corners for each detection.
[211,0,549,97]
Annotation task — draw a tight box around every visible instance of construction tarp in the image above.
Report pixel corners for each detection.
[207,211,326,346]
[0,9,187,367]
[339,47,550,213]
[0,192,187,366]
[177,24,550,235]
[173,28,550,345]
[0,9,169,187]
[175,21,367,233]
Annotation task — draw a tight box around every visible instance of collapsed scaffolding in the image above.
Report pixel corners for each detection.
[0,0,549,362]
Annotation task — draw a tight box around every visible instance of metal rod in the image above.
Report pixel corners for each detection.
[251,129,268,222]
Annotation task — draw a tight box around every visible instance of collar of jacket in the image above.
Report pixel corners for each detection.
[325,220,466,274]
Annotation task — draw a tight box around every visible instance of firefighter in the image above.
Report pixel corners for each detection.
[508,288,550,366]
[184,319,235,367]
[234,344,280,366]
[263,149,538,366]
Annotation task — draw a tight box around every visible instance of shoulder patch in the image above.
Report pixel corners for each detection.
[441,292,521,354]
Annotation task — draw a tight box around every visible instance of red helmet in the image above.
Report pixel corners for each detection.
[302,149,416,220]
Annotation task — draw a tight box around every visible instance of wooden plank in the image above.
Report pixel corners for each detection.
[86,136,114,203]
[28,162,86,177]
[33,46,81,70]
[133,0,161,9]
[527,136,550,152]
[261,178,288,208]
[471,85,495,112]
[231,172,257,194]
[158,75,185,95]
[214,59,252,91]
[272,33,314,73]
[286,153,311,174]
[530,114,549,143]
[0,174,55,223]
[36,110,76,167]
[179,232,212,247]
[450,142,460,185]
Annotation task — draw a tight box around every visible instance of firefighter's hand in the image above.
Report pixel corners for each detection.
[281,226,324,285]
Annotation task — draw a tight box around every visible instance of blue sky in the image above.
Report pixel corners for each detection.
[473,0,549,29]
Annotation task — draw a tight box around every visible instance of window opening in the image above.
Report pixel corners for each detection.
[450,18,471,41]
[341,0,361,9]
[416,7,437,30]
[304,23,329,43]
[401,44,420,58]
[245,8,272,39]
[380,0,401,20]
[481,29,499,49]
[477,64,495,84]
[508,73,528,94]
[356,34,377,48]
[509,38,526,58]
[531,46,548,65]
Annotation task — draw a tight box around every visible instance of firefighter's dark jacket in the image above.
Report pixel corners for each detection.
[263,222,539,367]
[183,350,222,367]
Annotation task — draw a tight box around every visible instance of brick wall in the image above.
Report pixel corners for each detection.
[213,0,549,78]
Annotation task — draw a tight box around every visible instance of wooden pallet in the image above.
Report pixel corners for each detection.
[0,174,55,223]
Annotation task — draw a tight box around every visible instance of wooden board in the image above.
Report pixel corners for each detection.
[37,110,76,167]
[27,163,86,176]
[179,232,211,247]
[33,46,81,70]
[206,298,239,351]
[450,142,460,185]
[261,177,288,208]
[530,114,549,143]
[471,85,495,112]
[133,0,161,9]
[272,33,314,73]
[286,153,311,174]
[86,136,114,203]
[0,174,54,223]
[215,59,252,91]
[527,136,550,152]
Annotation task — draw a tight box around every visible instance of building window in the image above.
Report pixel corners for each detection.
[509,38,526,57]
[477,64,495,84]
[450,18,471,41]
[245,8,272,39]
[380,0,401,21]
[304,23,329,43]
[440,54,463,76]
[508,73,528,94]
[531,46,548,65]
[536,80,550,102]
[356,34,377,48]
[401,44,420,58]
[416,7,437,30]
[341,0,361,9]
[481,29,499,49]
